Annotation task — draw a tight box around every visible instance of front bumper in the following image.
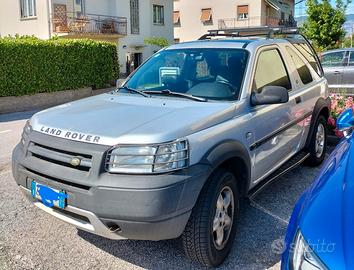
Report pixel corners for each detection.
[12,132,211,240]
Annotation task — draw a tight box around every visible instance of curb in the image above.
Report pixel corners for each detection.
[0,87,115,114]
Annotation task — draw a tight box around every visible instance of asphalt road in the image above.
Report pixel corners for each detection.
[0,111,327,270]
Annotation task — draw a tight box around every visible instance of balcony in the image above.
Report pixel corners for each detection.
[52,12,127,37]
[218,16,297,30]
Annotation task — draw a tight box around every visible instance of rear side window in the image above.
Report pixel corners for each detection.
[348,52,354,66]
[321,51,346,67]
[286,46,313,85]
[293,43,322,76]
[253,49,292,92]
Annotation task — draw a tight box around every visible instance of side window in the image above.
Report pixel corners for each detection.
[286,46,313,85]
[253,49,292,93]
[348,52,354,66]
[321,51,345,67]
[293,43,322,76]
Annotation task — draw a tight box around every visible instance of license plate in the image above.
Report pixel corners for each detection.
[31,181,68,209]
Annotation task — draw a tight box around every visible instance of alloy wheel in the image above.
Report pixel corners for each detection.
[212,186,235,250]
[315,123,325,158]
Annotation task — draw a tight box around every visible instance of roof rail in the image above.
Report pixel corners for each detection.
[198,26,300,40]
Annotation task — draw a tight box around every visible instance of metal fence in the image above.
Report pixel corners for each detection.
[218,16,297,30]
[52,12,127,36]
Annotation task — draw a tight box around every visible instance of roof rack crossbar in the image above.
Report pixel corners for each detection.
[198,26,300,40]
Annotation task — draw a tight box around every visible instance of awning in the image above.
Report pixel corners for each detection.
[237,5,249,14]
[201,8,212,22]
[265,0,281,11]
[265,0,292,14]
[173,11,180,24]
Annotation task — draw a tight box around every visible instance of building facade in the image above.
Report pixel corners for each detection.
[173,0,296,42]
[0,0,174,74]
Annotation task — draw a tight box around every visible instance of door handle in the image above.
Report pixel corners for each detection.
[334,71,341,74]
[295,96,302,104]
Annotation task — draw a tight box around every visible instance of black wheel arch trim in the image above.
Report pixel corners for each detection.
[200,140,251,195]
[305,97,331,149]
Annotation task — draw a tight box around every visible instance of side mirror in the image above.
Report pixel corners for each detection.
[337,108,354,137]
[251,86,289,106]
[116,79,126,88]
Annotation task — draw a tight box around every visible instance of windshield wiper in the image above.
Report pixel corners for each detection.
[143,90,207,102]
[116,86,150,98]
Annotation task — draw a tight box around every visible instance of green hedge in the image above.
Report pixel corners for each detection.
[0,36,119,97]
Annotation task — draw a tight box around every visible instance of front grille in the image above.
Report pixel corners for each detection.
[27,142,93,172]
[26,170,91,190]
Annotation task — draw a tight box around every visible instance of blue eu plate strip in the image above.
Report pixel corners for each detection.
[31,181,68,209]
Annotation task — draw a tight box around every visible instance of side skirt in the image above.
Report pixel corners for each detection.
[248,151,310,199]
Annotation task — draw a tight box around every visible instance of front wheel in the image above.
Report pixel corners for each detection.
[181,168,239,267]
[306,115,328,166]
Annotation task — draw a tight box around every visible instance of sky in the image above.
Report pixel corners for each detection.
[295,1,354,17]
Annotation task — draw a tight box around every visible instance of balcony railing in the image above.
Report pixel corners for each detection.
[52,12,127,36]
[218,16,297,30]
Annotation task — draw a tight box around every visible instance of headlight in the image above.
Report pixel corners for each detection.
[291,231,327,270]
[21,120,32,145]
[106,140,189,174]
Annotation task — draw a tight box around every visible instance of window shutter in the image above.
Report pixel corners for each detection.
[237,5,248,14]
[200,8,212,22]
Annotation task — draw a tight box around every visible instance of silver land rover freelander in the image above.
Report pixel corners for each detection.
[12,27,331,267]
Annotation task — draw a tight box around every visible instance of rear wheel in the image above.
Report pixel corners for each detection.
[181,168,239,267]
[306,115,328,166]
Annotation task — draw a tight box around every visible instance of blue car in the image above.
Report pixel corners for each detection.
[282,108,354,270]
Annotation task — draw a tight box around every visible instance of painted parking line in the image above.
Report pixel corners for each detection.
[249,198,289,225]
[0,130,12,135]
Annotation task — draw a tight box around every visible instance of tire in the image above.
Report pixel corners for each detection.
[306,115,328,166]
[181,168,240,267]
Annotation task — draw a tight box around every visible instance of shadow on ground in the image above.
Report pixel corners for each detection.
[0,110,38,123]
[78,163,324,270]
[78,203,286,270]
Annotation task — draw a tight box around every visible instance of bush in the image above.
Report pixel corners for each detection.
[328,94,354,137]
[0,36,119,97]
[144,37,170,48]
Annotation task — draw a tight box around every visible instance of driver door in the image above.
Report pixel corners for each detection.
[250,47,304,182]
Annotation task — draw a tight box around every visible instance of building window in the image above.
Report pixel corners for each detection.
[174,38,180,44]
[20,0,37,18]
[130,0,140,34]
[173,11,180,26]
[153,5,164,25]
[200,8,212,23]
[237,5,248,20]
[74,0,85,16]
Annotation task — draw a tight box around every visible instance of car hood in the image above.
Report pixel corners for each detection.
[298,137,354,269]
[31,93,236,146]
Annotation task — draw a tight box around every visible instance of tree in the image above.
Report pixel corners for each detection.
[302,0,351,51]
[342,34,354,47]
[144,37,169,48]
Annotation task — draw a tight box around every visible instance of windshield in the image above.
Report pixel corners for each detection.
[126,48,249,101]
